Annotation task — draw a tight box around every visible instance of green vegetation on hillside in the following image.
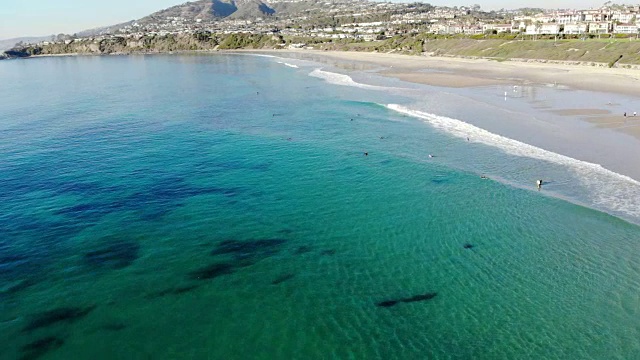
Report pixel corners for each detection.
[6,32,640,68]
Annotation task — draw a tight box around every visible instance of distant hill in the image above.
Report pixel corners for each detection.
[75,20,136,37]
[71,0,352,35]
[140,0,278,23]
[0,36,50,52]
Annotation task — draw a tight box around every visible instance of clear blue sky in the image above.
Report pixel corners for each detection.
[0,0,609,40]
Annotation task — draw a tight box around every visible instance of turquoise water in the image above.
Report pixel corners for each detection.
[1,54,640,359]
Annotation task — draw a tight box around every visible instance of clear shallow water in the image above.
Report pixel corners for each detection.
[1,54,640,359]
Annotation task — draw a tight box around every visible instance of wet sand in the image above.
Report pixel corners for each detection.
[256,49,640,181]
[277,51,640,96]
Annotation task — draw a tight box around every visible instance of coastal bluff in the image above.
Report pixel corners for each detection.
[4,35,640,69]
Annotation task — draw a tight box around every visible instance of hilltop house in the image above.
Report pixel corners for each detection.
[588,22,611,34]
[485,23,513,33]
[563,23,587,34]
[557,12,582,24]
[614,23,639,34]
[582,9,611,22]
[612,12,635,23]
[526,23,560,35]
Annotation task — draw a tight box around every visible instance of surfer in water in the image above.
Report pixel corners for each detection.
[536,179,543,190]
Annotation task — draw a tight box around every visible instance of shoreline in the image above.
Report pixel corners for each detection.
[260,49,640,97]
[13,48,640,93]
[13,49,640,186]
[261,49,640,186]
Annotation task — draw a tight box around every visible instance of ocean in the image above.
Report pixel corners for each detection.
[1,53,639,359]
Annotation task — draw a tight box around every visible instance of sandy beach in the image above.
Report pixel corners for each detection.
[278,51,640,95]
[257,49,640,182]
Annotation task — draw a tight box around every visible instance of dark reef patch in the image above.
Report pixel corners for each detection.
[0,278,35,296]
[0,221,85,283]
[463,244,474,249]
[53,181,119,196]
[54,176,243,222]
[294,246,312,255]
[402,293,438,303]
[193,238,288,281]
[377,300,399,308]
[376,293,437,308]
[211,239,287,262]
[271,273,295,285]
[0,254,31,276]
[23,306,96,332]
[20,336,64,360]
[147,284,201,299]
[188,263,235,280]
[84,240,140,270]
[55,203,115,223]
[430,177,448,184]
[172,284,201,294]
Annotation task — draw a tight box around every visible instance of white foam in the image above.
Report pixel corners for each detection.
[276,61,299,68]
[243,53,278,58]
[309,69,400,91]
[386,104,640,221]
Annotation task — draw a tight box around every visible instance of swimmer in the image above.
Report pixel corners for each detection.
[364,152,368,156]
[466,137,469,142]
[428,154,433,158]
[480,175,488,179]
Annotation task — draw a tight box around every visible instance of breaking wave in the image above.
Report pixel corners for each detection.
[309,69,402,91]
[386,104,640,222]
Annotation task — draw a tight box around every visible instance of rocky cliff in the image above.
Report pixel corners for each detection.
[1,32,286,58]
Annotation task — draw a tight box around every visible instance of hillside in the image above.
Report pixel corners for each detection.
[139,0,277,23]
[6,32,640,69]
[5,0,640,69]
[0,36,50,52]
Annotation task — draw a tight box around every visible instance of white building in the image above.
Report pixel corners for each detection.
[564,23,587,34]
[525,25,537,35]
[539,23,560,34]
[614,23,638,34]
[588,22,611,34]
[612,12,635,23]
[494,24,514,33]
[557,12,582,24]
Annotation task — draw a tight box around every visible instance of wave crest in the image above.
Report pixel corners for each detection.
[386,104,640,222]
[309,69,399,91]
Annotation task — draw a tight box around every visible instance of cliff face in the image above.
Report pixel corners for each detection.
[5,33,286,57]
[8,34,640,69]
